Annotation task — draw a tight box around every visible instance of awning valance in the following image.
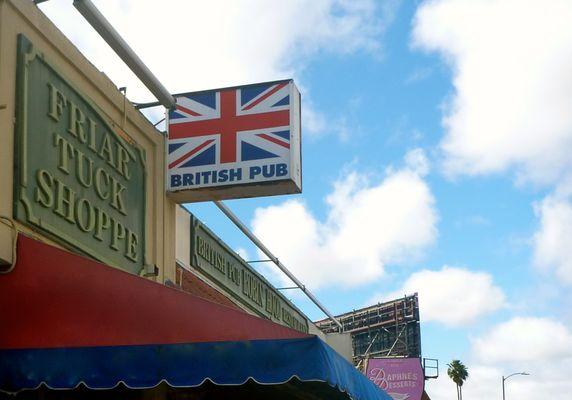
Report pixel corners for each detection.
[0,235,390,400]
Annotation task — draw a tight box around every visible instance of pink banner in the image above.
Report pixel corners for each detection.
[365,358,424,400]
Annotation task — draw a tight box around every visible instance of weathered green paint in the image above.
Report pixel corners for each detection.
[190,213,309,333]
[13,35,147,275]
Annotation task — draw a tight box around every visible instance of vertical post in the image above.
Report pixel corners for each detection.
[502,376,505,400]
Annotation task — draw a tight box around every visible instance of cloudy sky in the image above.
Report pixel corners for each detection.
[39,0,572,398]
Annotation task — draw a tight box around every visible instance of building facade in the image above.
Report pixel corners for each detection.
[0,2,384,399]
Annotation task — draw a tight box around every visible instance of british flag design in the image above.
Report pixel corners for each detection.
[168,81,292,169]
[166,79,301,199]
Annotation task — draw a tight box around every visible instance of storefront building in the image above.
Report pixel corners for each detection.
[0,1,389,399]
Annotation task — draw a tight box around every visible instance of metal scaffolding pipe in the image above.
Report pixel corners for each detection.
[214,200,343,331]
[73,0,176,109]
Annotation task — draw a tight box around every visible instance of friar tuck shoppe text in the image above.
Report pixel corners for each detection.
[14,35,147,274]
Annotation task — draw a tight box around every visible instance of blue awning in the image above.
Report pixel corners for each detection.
[1,337,388,399]
[0,235,390,400]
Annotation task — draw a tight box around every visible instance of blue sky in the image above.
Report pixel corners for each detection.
[40,1,572,399]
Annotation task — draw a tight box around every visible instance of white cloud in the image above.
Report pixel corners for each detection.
[404,66,433,85]
[424,317,572,400]
[301,100,328,136]
[473,317,572,364]
[412,0,572,295]
[234,247,250,262]
[427,360,572,400]
[251,149,437,289]
[427,317,572,400]
[404,147,430,176]
[412,0,572,185]
[39,0,391,134]
[533,194,572,285]
[425,365,501,400]
[377,266,505,327]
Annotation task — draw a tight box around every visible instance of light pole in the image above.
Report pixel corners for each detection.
[502,372,529,400]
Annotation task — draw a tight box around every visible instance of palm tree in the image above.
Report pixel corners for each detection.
[447,360,469,400]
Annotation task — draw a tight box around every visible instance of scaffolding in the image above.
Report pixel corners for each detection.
[315,293,421,366]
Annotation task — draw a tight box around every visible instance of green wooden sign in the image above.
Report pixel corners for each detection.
[190,213,309,333]
[13,35,147,275]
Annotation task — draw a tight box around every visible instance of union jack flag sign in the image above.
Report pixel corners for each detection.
[167,80,301,202]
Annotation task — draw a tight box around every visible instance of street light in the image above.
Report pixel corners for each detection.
[502,372,529,400]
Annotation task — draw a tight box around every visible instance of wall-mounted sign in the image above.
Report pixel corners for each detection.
[189,212,308,333]
[167,80,301,202]
[13,35,147,275]
[366,358,424,400]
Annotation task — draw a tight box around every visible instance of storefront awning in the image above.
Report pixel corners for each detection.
[0,234,390,400]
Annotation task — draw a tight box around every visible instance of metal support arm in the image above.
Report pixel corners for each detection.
[73,0,176,109]
[72,0,341,332]
[214,200,343,331]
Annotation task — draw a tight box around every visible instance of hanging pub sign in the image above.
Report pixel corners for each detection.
[166,80,301,202]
